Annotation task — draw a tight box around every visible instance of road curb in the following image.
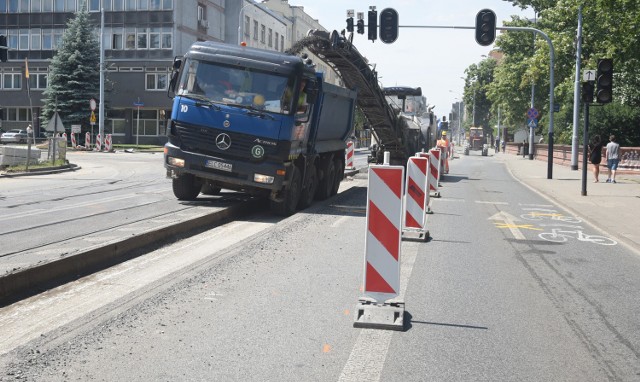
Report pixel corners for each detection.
[0,198,264,306]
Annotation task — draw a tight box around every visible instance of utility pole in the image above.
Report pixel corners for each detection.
[571,6,583,170]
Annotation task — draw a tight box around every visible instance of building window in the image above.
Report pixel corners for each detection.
[137,110,160,136]
[161,27,172,49]
[244,15,250,37]
[125,0,135,10]
[149,27,160,49]
[29,73,48,90]
[113,0,124,11]
[260,24,265,43]
[19,29,29,50]
[137,28,147,49]
[149,0,161,10]
[30,29,42,50]
[268,28,272,47]
[108,109,127,136]
[112,30,123,50]
[4,108,32,121]
[280,35,284,52]
[162,0,171,9]
[77,0,87,11]
[146,73,168,90]
[2,73,22,89]
[253,20,258,41]
[89,0,100,12]
[275,32,278,51]
[31,0,42,12]
[197,4,204,21]
[54,0,64,11]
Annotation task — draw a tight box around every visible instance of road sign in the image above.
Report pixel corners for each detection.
[133,101,144,108]
[90,111,96,124]
[583,69,596,82]
[90,98,96,111]
[71,124,81,134]
[526,108,539,119]
[527,118,538,128]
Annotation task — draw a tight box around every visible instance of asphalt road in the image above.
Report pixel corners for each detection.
[1,151,639,381]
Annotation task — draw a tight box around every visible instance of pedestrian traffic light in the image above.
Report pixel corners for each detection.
[0,35,7,62]
[356,19,365,34]
[475,9,496,47]
[379,8,399,44]
[596,58,613,104]
[368,9,377,42]
[581,81,594,104]
[346,17,354,33]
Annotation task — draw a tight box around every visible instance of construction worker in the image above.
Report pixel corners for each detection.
[437,131,450,174]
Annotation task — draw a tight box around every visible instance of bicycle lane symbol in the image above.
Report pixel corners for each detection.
[520,207,618,246]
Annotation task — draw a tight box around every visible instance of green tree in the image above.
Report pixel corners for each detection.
[462,58,497,138]
[41,10,100,131]
[497,0,640,145]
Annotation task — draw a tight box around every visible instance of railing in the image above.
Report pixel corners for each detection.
[504,143,640,174]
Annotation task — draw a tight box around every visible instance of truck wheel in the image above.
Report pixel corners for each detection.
[331,157,343,196]
[315,158,335,201]
[270,166,301,216]
[201,181,221,196]
[298,165,317,209]
[172,174,201,200]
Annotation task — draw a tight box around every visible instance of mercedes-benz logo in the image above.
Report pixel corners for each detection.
[216,133,231,150]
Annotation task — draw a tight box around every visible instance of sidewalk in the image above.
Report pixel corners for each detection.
[497,152,640,253]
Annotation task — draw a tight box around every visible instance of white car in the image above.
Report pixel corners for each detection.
[0,129,28,144]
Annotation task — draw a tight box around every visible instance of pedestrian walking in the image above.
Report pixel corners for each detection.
[522,140,527,158]
[588,135,603,183]
[501,139,506,153]
[605,134,620,183]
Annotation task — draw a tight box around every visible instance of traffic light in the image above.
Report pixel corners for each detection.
[596,58,613,104]
[346,17,354,33]
[475,9,496,47]
[379,8,399,44]
[581,81,594,104]
[356,19,364,34]
[0,35,7,62]
[368,9,377,42]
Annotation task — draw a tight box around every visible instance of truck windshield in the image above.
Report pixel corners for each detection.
[176,58,292,114]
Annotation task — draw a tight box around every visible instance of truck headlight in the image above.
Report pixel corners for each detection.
[167,156,185,167]
[254,173,274,184]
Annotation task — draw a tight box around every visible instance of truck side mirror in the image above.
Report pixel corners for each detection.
[167,57,182,98]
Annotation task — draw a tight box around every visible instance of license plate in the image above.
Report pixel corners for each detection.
[205,159,232,172]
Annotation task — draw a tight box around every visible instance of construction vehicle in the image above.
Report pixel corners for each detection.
[299,30,435,166]
[165,30,436,216]
[164,41,356,216]
[463,126,488,156]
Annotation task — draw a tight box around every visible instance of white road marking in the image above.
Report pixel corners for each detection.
[475,201,509,205]
[488,211,526,240]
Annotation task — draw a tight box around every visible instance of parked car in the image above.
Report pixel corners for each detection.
[1,129,28,144]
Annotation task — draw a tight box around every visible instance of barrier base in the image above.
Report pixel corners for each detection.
[430,191,441,198]
[353,297,405,331]
[401,228,429,242]
[426,205,433,214]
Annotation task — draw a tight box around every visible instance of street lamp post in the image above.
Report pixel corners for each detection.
[238,2,257,45]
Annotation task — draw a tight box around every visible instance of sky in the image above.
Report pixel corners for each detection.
[284,0,536,119]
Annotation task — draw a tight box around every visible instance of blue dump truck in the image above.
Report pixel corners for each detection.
[164,41,356,216]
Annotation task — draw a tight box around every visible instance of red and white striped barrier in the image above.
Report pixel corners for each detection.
[85,132,91,149]
[403,156,429,241]
[345,141,355,170]
[71,133,77,148]
[104,134,112,152]
[429,148,441,197]
[62,132,67,147]
[95,134,102,151]
[354,163,406,331]
[416,152,432,213]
